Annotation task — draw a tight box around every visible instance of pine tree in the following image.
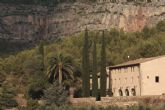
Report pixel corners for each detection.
[82,28,90,97]
[92,37,98,97]
[100,31,107,97]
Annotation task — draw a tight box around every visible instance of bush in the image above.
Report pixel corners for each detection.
[43,82,69,107]
[156,21,165,32]
[21,99,39,110]
[28,78,47,99]
[0,84,18,109]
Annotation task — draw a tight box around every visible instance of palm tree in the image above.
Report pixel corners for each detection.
[46,53,74,85]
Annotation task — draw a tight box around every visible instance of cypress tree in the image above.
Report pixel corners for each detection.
[82,28,90,97]
[109,68,113,96]
[38,41,44,57]
[100,31,107,97]
[92,37,98,97]
[37,41,45,72]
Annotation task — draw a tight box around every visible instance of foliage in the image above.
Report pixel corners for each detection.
[43,82,69,107]
[0,58,6,85]
[0,0,76,6]
[37,41,45,72]
[23,55,44,75]
[156,20,165,32]
[46,53,74,85]
[82,28,90,97]
[27,77,47,99]
[100,31,107,97]
[0,84,18,109]
[92,37,98,97]
[0,0,102,6]
[24,104,165,110]
[20,99,39,110]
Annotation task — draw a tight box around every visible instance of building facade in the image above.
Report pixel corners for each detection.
[109,55,165,97]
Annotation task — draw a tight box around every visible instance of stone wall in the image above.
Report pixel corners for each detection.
[70,95,165,107]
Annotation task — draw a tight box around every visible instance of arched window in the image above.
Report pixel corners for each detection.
[118,89,123,96]
[125,89,129,96]
[131,88,136,96]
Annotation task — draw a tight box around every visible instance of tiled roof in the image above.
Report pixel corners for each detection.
[110,55,165,68]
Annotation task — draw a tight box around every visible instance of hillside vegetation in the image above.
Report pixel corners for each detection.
[0,20,165,109]
[0,0,156,5]
[0,0,78,5]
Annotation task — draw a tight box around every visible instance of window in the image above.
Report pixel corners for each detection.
[125,89,129,96]
[147,76,149,79]
[131,88,136,96]
[119,89,123,96]
[114,79,116,84]
[155,76,159,83]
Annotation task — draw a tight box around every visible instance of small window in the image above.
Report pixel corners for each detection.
[155,76,159,83]
[147,76,149,79]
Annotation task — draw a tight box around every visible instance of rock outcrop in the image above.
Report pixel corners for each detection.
[0,1,164,43]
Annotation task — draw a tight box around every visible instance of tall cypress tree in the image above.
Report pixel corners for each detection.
[100,30,107,97]
[37,40,45,73]
[92,37,98,97]
[82,28,90,97]
[109,68,113,96]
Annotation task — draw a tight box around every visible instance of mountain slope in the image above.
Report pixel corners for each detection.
[0,1,164,56]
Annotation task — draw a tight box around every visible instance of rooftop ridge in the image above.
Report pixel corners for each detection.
[110,55,165,68]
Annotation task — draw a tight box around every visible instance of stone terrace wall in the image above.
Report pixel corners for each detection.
[70,95,165,107]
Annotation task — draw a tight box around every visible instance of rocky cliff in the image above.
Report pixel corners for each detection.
[0,1,165,43]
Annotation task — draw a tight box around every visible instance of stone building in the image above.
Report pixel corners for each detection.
[109,55,165,97]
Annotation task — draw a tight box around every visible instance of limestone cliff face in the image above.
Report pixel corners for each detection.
[0,1,164,43]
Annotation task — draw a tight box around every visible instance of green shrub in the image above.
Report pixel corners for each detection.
[43,82,69,107]
[28,77,47,99]
[0,84,18,109]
